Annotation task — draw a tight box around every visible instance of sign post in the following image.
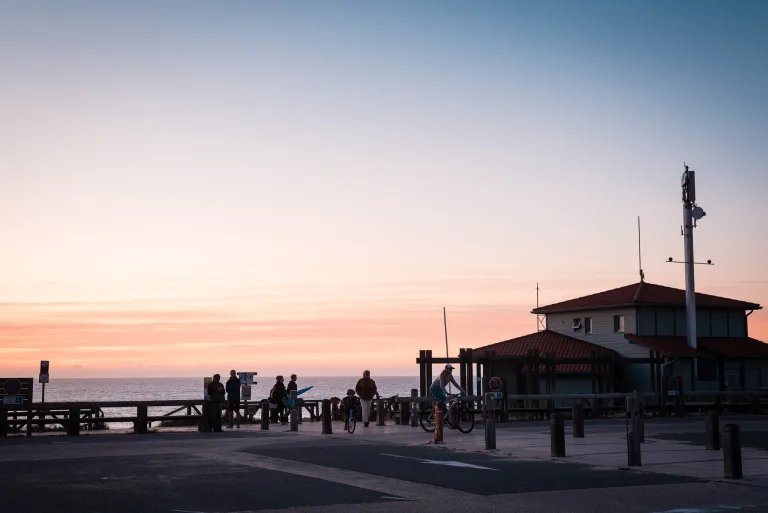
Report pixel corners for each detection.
[39,361,50,403]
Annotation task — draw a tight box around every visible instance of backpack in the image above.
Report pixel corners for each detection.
[269,385,277,402]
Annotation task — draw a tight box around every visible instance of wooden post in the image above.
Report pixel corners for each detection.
[466,348,474,400]
[425,350,433,393]
[627,416,642,466]
[376,399,385,426]
[297,398,304,424]
[706,410,720,450]
[410,389,419,427]
[260,399,270,430]
[0,408,8,437]
[67,408,80,436]
[321,399,332,434]
[135,405,148,434]
[550,413,565,457]
[459,348,467,391]
[433,402,443,443]
[723,424,743,479]
[572,400,584,438]
[419,350,426,396]
[290,391,298,431]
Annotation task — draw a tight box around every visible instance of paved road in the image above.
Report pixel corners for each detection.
[3,425,768,513]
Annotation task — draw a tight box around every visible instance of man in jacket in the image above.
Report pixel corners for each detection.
[270,375,287,424]
[207,374,226,432]
[355,370,380,427]
[225,370,242,429]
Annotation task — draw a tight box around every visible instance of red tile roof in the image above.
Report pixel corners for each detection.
[624,334,709,357]
[532,282,761,314]
[626,334,768,358]
[475,330,616,372]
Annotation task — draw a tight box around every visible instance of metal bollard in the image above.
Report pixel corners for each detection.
[723,424,743,479]
[296,398,304,424]
[572,401,584,438]
[376,399,385,426]
[67,408,80,437]
[135,405,148,434]
[448,400,458,429]
[550,413,565,457]
[321,399,333,434]
[627,417,642,466]
[410,389,419,427]
[290,391,298,432]
[0,409,8,437]
[485,393,496,450]
[260,400,270,430]
[635,415,645,443]
[706,410,720,450]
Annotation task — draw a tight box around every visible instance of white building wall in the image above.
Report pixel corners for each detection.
[546,307,647,358]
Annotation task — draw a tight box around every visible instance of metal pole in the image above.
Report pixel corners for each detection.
[683,168,698,380]
[443,307,449,359]
[42,383,45,404]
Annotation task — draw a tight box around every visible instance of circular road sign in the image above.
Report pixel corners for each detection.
[3,378,22,395]
[488,377,502,392]
[667,376,679,390]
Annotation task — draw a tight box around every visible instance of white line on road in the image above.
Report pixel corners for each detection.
[652,506,743,513]
[380,453,499,470]
[381,496,415,500]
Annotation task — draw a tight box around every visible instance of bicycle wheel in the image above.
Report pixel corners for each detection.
[348,416,356,434]
[456,408,475,434]
[419,409,436,432]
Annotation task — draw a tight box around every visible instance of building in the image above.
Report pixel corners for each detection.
[474,281,768,395]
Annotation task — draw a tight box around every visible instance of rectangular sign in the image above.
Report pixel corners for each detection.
[667,390,680,396]
[238,372,255,385]
[203,377,212,400]
[241,384,252,400]
[40,361,49,374]
[495,392,503,399]
[2,395,24,405]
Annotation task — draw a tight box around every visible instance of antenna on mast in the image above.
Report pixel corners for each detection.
[536,283,546,332]
[443,307,449,359]
[638,216,645,282]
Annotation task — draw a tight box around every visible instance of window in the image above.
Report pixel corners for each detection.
[585,317,593,334]
[614,315,625,333]
[697,358,718,382]
[572,318,582,331]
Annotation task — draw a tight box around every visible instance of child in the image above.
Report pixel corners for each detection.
[341,389,360,430]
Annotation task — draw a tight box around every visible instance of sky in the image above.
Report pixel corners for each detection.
[2,1,767,378]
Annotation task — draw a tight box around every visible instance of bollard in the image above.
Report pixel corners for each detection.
[135,405,148,434]
[410,389,419,427]
[376,399,385,426]
[627,425,642,466]
[706,410,720,450]
[290,391,299,432]
[67,408,80,437]
[0,409,8,437]
[434,402,444,443]
[448,400,458,429]
[485,393,496,450]
[550,413,565,457]
[297,398,304,424]
[26,407,33,437]
[260,399,270,430]
[572,401,584,438]
[321,399,333,434]
[635,415,645,443]
[723,424,743,479]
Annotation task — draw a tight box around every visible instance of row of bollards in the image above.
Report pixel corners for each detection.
[706,410,743,479]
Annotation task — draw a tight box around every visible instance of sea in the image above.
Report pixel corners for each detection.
[30,377,420,429]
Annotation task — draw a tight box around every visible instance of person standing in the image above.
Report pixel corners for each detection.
[207,374,226,432]
[287,374,298,395]
[355,370,380,427]
[225,370,242,429]
[269,375,287,424]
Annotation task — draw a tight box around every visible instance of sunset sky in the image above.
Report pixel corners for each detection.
[2,1,767,378]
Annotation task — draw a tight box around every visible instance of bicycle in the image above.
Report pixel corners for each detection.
[345,405,357,434]
[419,393,475,434]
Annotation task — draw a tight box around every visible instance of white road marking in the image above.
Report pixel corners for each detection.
[381,496,414,500]
[380,453,499,470]
[652,506,743,513]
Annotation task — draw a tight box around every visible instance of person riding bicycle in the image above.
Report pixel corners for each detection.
[341,389,360,430]
[430,364,464,419]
